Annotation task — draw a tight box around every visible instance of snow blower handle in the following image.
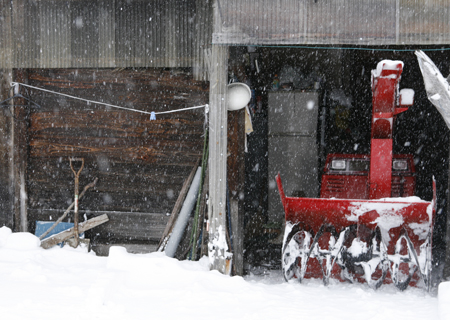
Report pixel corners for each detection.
[69,157,85,247]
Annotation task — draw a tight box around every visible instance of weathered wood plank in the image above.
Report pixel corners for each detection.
[208,44,229,273]
[28,138,203,162]
[29,191,176,212]
[40,214,109,249]
[27,68,209,112]
[87,211,169,241]
[30,111,204,137]
[31,210,168,242]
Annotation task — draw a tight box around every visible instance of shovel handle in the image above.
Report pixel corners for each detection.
[69,157,84,247]
[69,157,85,177]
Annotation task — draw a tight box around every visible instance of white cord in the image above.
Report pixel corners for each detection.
[10,82,207,116]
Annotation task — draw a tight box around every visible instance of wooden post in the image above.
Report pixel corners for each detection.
[0,0,14,228]
[444,145,450,279]
[227,109,245,276]
[12,69,29,232]
[208,44,229,274]
[0,69,14,228]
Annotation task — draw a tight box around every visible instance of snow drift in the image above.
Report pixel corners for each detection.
[0,227,443,319]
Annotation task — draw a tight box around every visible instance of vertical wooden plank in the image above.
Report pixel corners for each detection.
[0,0,14,227]
[12,69,28,231]
[11,0,26,230]
[0,69,13,228]
[208,43,229,274]
[227,109,245,276]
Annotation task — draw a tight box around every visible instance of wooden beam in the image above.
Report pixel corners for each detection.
[40,214,109,249]
[208,44,230,274]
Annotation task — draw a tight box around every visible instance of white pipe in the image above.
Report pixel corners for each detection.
[165,167,202,258]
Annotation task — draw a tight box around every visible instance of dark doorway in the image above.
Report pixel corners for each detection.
[234,46,449,283]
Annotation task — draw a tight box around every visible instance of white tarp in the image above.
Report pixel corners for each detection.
[416,50,450,130]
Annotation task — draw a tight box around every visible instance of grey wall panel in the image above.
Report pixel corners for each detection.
[268,136,319,223]
[38,1,72,68]
[268,91,319,224]
[98,1,116,68]
[0,0,12,68]
[71,1,99,68]
[268,91,319,135]
[398,0,449,44]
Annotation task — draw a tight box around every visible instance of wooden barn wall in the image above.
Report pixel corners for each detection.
[213,0,450,45]
[0,69,13,228]
[0,0,212,80]
[23,68,208,243]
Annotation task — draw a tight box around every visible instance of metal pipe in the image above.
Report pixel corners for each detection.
[165,167,202,258]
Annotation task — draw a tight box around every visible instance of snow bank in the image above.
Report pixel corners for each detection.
[0,226,12,247]
[0,227,440,320]
[0,226,40,250]
[439,282,450,320]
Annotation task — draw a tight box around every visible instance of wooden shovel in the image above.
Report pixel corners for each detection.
[69,157,84,247]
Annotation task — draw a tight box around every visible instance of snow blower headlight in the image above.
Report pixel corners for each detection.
[393,159,408,170]
[331,159,346,170]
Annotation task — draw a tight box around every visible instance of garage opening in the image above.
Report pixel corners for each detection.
[229,46,450,277]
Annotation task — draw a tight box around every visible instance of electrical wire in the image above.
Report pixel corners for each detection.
[10,82,208,116]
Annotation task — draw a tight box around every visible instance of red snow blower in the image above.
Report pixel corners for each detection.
[278,60,436,290]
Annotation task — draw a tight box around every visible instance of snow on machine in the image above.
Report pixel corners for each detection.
[278,60,436,291]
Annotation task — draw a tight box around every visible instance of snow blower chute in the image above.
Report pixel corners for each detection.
[278,60,436,291]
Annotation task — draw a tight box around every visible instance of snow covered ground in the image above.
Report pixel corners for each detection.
[0,226,445,320]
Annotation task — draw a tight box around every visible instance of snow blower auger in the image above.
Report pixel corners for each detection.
[278,60,436,291]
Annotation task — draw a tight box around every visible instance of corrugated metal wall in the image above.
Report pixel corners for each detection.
[2,0,449,75]
[213,0,450,45]
[0,0,212,79]
[0,0,12,67]
[2,0,449,73]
